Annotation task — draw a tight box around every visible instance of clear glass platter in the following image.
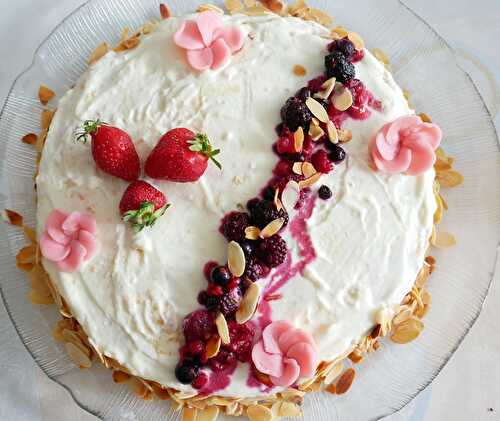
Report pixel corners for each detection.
[0,0,499,420]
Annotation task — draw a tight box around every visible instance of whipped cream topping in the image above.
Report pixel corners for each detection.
[36,14,436,398]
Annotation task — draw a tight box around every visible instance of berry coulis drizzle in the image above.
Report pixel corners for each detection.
[175,38,382,393]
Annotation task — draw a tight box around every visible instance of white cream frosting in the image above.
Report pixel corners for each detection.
[36,14,436,398]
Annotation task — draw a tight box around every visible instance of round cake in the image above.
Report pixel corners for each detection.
[35,4,441,406]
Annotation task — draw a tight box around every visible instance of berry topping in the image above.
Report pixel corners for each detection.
[325,52,355,83]
[249,199,289,230]
[311,150,334,174]
[328,38,355,60]
[281,97,312,131]
[258,235,287,268]
[219,211,250,242]
[187,340,205,356]
[192,372,209,390]
[296,87,312,102]
[307,75,328,93]
[182,310,215,342]
[239,241,256,258]
[352,48,365,63]
[328,144,347,164]
[219,287,242,317]
[243,258,266,282]
[209,349,237,372]
[318,185,333,200]
[76,120,140,182]
[119,181,169,232]
[227,321,255,362]
[145,128,221,183]
[175,360,199,384]
[210,266,232,287]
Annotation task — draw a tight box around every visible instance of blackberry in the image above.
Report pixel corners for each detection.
[325,51,355,83]
[318,185,333,200]
[211,266,232,287]
[328,144,347,164]
[296,87,312,102]
[219,212,250,242]
[262,185,276,201]
[219,288,242,317]
[175,361,199,384]
[243,258,265,282]
[246,198,260,213]
[258,235,287,268]
[328,38,355,60]
[249,199,289,229]
[182,310,215,341]
[281,97,312,131]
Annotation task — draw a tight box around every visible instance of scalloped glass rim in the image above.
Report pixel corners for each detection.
[0,0,499,420]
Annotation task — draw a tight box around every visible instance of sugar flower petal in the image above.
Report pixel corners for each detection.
[56,240,87,272]
[196,11,223,47]
[263,320,293,355]
[286,342,317,378]
[210,38,231,70]
[174,20,205,50]
[40,232,71,262]
[214,26,245,53]
[270,358,300,387]
[46,209,70,245]
[252,340,283,377]
[187,47,214,71]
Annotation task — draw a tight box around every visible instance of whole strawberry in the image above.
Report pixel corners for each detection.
[145,128,221,182]
[119,180,169,232]
[77,120,140,182]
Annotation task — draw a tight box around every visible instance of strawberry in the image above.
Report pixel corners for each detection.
[145,128,221,182]
[119,180,169,232]
[77,120,140,182]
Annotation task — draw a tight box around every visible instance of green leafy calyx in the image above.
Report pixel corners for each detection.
[187,133,222,170]
[122,201,169,233]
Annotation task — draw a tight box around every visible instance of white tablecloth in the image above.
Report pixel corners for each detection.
[1,1,499,420]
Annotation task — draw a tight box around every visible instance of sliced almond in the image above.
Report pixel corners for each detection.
[65,342,92,368]
[292,162,303,175]
[393,307,413,325]
[281,180,300,211]
[324,361,344,384]
[301,162,316,178]
[225,0,244,14]
[338,129,353,143]
[309,124,325,141]
[89,42,109,64]
[236,282,260,324]
[326,120,338,144]
[372,48,390,65]
[391,317,424,344]
[419,112,432,123]
[3,209,23,226]
[205,335,222,359]
[278,401,301,417]
[309,8,333,26]
[436,170,463,188]
[41,109,54,130]
[112,370,131,383]
[293,64,307,76]
[151,383,170,400]
[247,404,273,421]
[244,5,270,16]
[273,188,283,212]
[311,117,320,126]
[299,173,321,189]
[293,127,304,152]
[197,4,225,14]
[314,77,336,100]
[197,406,220,421]
[335,368,355,394]
[347,32,365,50]
[332,26,349,38]
[27,290,53,305]
[432,231,457,248]
[22,133,37,145]
[332,86,353,111]
[260,217,285,238]
[182,407,197,421]
[228,241,246,277]
[38,85,55,105]
[245,226,261,240]
[215,312,230,344]
[306,97,329,123]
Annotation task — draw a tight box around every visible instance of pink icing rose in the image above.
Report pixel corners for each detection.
[251,321,318,387]
[40,209,99,273]
[174,11,244,71]
[370,115,442,175]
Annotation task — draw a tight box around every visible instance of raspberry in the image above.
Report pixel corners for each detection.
[311,150,334,174]
[258,235,287,268]
[352,48,365,63]
[275,135,296,155]
[325,52,355,83]
[328,38,355,60]
[220,212,250,242]
[203,261,219,282]
[182,310,215,342]
[187,340,205,356]
[192,372,209,389]
[209,349,237,372]
[307,75,328,92]
[318,185,333,200]
[273,160,292,177]
[218,288,242,317]
[249,199,289,229]
[281,97,312,131]
[243,258,265,282]
[226,321,255,362]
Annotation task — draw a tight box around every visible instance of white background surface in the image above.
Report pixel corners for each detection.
[0,1,499,420]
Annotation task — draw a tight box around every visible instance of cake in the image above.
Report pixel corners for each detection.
[9,1,463,420]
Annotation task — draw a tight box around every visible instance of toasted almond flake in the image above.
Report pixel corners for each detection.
[293,64,307,76]
[216,312,230,344]
[391,317,424,344]
[436,170,463,188]
[22,133,37,145]
[228,241,246,277]
[244,5,270,16]
[314,77,336,100]
[281,180,300,211]
[112,370,130,383]
[128,377,148,398]
[347,32,365,50]
[306,97,329,123]
[89,42,109,65]
[393,306,413,325]
[245,226,261,240]
[309,124,324,141]
[65,342,92,368]
[205,335,222,359]
[197,406,220,421]
[151,383,171,400]
[261,0,286,14]
[123,37,140,50]
[326,383,337,394]
[3,209,23,226]
[247,405,273,421]
[27,290,53,305]
[372,48,390,65]
[159,3,171,19]
[324,360,344,384]
[260,217,285,239]
[432,231,457,248]
[336,368,355,394]
[299,172,321,189]
[332,86,353,111]
[278,401,301,417]
[236,282,260,324]
[17,245,36,264]
[197,4,225,14]
[311,117,319,126]
[326,120,339,144]
[293,127,304,152]
[292,162,303,175]
[175,390,198,400]
[332,26,348,38]
[38,85,55,105]
[273,188,283,212]
[348,351,363,364]
[302,162,316,178]
[41,109,54,130]
[309,8,333,26]
[337,129,352,143]
[419,112,432,123]
[225,0,244,13]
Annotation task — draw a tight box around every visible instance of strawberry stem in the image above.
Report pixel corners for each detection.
[75,119,106,143]
[188,133,222,170]
[123,201,169,233]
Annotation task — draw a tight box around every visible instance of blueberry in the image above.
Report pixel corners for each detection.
[211,266,232,287]
[175,361,199,384]
[239,241,255,258]
[318,185,333,200]
[328,145,347,164]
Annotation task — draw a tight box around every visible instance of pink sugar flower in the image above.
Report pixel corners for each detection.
[174,11,244,71]
[370,115,442,176]
[252,321,318,388]
[40,209,99,272]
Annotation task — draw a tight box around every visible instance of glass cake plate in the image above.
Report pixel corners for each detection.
[0,0,499,420]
